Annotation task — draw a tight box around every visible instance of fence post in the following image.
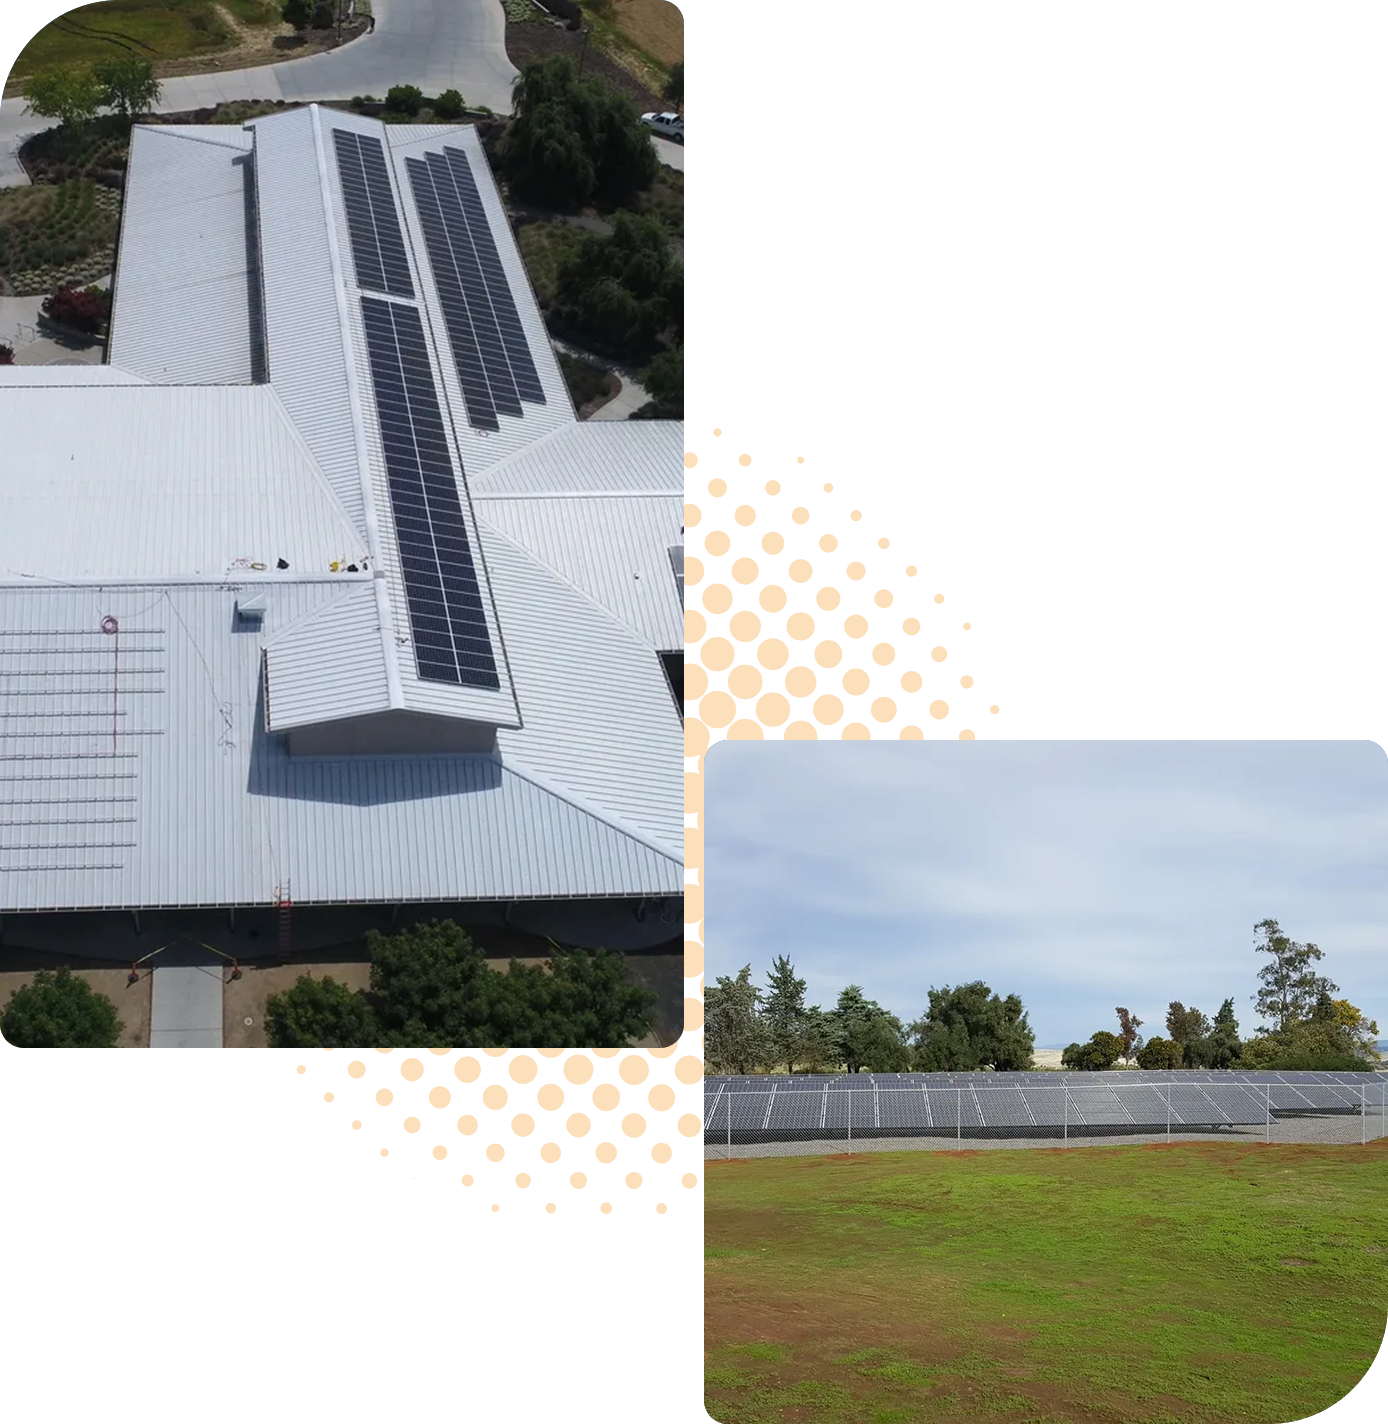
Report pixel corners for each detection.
[1166,1083,1171,1142]
[847,1089,852,1146]
[1363,1082,1367,1146]
[956,1087,961,1144]
[1265,1084,1270,1145]
[727,1095,731,1160]
[1063,1085,1068,1146]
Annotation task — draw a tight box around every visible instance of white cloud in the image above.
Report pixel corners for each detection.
[704,742,1388,1043]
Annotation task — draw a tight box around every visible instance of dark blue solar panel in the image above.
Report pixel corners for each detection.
[333,129,415,299]
[405,144,546,431]
[360,296,498,688]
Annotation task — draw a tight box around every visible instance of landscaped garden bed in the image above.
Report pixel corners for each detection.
[0,181,122,297]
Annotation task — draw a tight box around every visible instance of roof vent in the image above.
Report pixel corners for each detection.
[236,595,267,626]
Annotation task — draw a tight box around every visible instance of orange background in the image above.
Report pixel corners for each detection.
[296,424,1388,1424]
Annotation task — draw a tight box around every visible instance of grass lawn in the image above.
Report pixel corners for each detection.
[706,1141,1388,1424]
[12,1,280,79]
[515,219,588,308]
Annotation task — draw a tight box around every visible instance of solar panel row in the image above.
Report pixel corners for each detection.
[334,129,415,299]
[406,146,546,432]
[360,296,499,688]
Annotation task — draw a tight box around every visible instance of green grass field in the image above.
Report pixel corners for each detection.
[12,1,278,79]
[706,1141,1388,1424]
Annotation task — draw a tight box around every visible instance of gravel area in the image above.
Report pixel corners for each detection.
[705,1110,1388,1160]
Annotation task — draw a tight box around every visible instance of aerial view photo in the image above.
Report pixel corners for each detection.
[0,1,684,1048]
[703,740,1388,1424]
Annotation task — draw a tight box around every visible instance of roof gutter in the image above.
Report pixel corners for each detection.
[308,102,404,711]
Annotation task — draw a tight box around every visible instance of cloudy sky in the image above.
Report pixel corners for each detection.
[703,742,1388,1048]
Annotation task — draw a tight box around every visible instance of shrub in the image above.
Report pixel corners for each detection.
[433,88,465,120]
[0,343,14,365]
[42,284,111,334]
[663,60,683,108]
[1,967,123,1047]
[1135,1034,1183,1069]
[545,0,584,28]
[385,84,424,117]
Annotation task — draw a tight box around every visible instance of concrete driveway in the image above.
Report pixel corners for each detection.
[1,0,519,186]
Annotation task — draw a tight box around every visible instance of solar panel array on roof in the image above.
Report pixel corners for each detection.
[333,128,415,298]
[406,147,546,432]
[360,296,499,687]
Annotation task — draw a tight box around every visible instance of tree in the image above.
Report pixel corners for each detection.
[1062,1030,1124,1071]
[1252,918,1338,1032]
[2,967,122,1047]
[42,285,111,336]
[94,56,161,119]
[1165,1001,1211,1050]
[663,60,683,109]
[502,56,658,212]
[538,946,658,1047]
[386,84,424,117]
[366,919,488,1046]
[281,0,331,30]
[434,89,466,120]
[910,981,1035,1071]
[1332,999,1382,1061]
[1114,1007,1144,1064]
[762,954,809,1073]
[0,342,13,365]
[1135,1035,1183,1070]
[704,965,772,1073]
[554,211,682,362]
[266,975,376,1047]
[634,345,682,418]
[830,985,909,1073]
[24,65,105,130]
[1188,996,1242,1069]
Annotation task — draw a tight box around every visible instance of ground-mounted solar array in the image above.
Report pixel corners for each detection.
[333,129,415,299]
[703,1070,1384,1145]
[360,295,499,687]
[406,146,545,432]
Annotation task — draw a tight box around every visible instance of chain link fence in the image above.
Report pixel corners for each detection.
[704,1079,1388,1160]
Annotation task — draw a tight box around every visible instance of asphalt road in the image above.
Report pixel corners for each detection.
[1,0,518,184]
[663,143,1388,173]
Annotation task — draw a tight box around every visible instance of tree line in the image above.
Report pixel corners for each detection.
[705,918,1381,1076]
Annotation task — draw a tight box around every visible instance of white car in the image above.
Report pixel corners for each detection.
[641,111,684,144]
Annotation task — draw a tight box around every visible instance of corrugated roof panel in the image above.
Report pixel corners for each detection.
[0,584,677,911]
[487,526,683,859]
[0,387,364,581]
[108,126,259,385]
[470,420,686,496]
[0,366,150,386]
[249,107,367,534]
[263,582,393,730]
[476,494,683,651]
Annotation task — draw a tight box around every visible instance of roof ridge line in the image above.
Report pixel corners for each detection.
[307,103,404,711]
[133,124,252,153]
[474,489,684,501]
[499,753,683,866]
[474,512,663,652]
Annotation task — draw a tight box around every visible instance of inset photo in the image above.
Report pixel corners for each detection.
[703,741,1387,1424]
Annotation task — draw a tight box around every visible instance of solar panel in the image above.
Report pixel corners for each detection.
[406,146,547,432]
[360,296,500,688]
[333,129,415,298]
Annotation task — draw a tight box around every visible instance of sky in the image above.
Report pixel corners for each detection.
[703,742,1388,1049]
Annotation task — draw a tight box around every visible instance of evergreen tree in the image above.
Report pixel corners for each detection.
[704,965,771,1073]
[1252,918,1338,1032]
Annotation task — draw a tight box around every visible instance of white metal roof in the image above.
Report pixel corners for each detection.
[108,126,260,385]
[0,107,683,913]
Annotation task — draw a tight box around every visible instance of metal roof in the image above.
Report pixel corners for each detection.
[108,126,261,385]
[0,107,683,913]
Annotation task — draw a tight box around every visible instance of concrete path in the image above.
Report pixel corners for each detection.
[0,293,105,365]
[149,974,222,1424]
[1,0,518,187]
[651,135,683,173]
[552,336,651,420]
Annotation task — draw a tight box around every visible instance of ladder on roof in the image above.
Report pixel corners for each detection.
[275,880,293,956]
